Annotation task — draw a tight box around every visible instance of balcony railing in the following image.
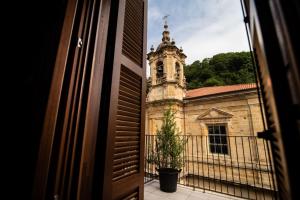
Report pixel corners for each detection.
[144,135,278,200]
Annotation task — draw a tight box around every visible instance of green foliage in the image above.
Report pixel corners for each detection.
[147,108,185,170]
[203,77,224,86]
[184,52,255,89]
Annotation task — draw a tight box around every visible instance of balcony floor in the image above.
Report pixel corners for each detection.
[144,180,244,200]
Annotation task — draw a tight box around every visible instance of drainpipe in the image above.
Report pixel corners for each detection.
[246,96,259,162]
[183,100,186,135]
[246,98,255,137]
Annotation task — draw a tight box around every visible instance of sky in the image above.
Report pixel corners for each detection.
[147,0,250,66]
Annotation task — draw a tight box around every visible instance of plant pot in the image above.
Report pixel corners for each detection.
[157,168,181,192]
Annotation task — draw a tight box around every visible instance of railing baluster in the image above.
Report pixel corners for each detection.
[187,136,190,187]
[217,141,222,193]
[259,139,269,199]
[184,135,186,186]
[234,137,242,197]
[263,138,274,199]
[201,135,205,192]
[241,136,250,198]
[212,134,216,191]
[248,136,258,199]
[227,136,235,196]
[224,135,228,194]
[204,135,210,191]
[192,135,195,190]
[196,136,199,190]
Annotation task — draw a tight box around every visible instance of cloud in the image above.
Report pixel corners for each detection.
[147,0,249,75]
[148,5,162,21]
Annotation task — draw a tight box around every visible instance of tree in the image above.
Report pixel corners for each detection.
[184,51,255,89]
[147,107,185,170]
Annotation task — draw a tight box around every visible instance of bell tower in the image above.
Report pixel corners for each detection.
[147,17,187,102]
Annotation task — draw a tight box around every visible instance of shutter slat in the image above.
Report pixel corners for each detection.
[115,141,139,147]
[115,136,139,141]
[121,67,142,84]
[119,90,141,102]
[116,130,140,136]
[117,110,140,119]
[114,145,139,153]
[120,85,140,97]
[121,67,139,83]
[113,170,138,182]
[120,79,141,94]
[116,126,139,132]
[118,104,140,115]
[120,71,141,89]
[113,166,138,181]
[113,66,142,181]
[113,160,139,170]
[114,151,139,160]
[122,0,144,66]
[119,100,140,112]
[123,191,138,200]
[113,154,139,164]
[117,120,140,127]
[117,115,140,123]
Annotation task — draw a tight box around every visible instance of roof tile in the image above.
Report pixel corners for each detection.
[185,83,257,98]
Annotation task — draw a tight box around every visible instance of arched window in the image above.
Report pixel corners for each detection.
[175,62,180,77]
[156,61,164,78]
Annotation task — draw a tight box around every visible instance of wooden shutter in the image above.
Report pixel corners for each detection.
[33,0,111,199]
[248,1,300,199]
[101,0,147,199]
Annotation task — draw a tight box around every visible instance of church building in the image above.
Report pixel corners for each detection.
[145,22,273,191]
[146,21,264,146]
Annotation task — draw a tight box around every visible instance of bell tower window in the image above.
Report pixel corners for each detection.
[156,61,164,78]
[175,62,180,78]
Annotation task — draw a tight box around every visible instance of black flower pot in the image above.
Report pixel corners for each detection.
[157,168,181,192]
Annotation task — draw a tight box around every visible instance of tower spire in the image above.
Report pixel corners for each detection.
[163,15,169,30]
[162,15,170,43]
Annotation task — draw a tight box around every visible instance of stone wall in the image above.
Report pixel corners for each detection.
[145,90,276,192]
[184,91,264,137]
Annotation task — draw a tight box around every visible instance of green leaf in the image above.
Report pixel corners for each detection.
[147,107,186,170]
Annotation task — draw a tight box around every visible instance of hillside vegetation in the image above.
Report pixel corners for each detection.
[184,52,255,89]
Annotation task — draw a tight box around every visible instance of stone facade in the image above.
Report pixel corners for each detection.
[184,91,264,138]
[146,23,274,193]
[146,24,264,139]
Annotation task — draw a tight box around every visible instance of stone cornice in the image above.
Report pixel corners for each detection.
[146,98,184,107]
[147,45,186,60]
[197,107,233,120]
[183,89,257,104]
[150,80,185,89]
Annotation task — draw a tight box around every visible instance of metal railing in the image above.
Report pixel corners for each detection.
[144,135,278,200]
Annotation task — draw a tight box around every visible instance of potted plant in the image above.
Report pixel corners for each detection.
[147,107,186,192]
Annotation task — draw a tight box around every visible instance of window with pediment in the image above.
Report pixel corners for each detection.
[198,108,233,155]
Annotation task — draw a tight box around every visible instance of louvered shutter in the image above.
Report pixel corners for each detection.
[102,0,147,199]
[249,1,300,199]
[33,0,112,199]
[254,46,286,198]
